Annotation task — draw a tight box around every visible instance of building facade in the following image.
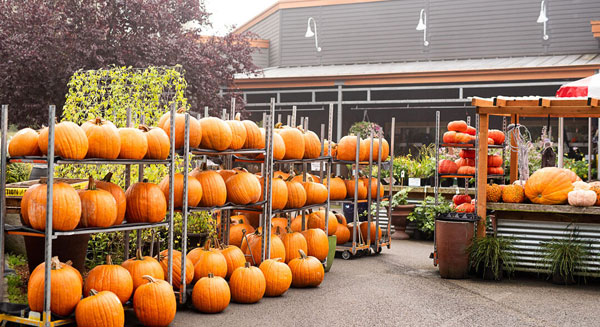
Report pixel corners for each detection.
[229,0,600,154]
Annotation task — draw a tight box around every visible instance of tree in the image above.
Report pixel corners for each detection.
[0,0,257,126]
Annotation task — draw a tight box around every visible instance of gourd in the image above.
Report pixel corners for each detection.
[280,227,308,263]
[139,125,170,160]
[78,177,117,227]
[28,257,82,316]
[568,190,597,207]
[95,172,127,225]
[301,228,329,261]
[9,128,41,157]
[307,210,338,236]
[158,173,202,208]
[27,181,81,231]
[200,117,233,151]
[190,169,227,207]
[502,185,525,203]
[438,159,458,174]
[38,121,88,159]
[225,168,262,205]
[125,181,167,223]
[118,127,148,159]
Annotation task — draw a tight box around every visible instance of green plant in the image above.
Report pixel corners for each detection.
[6,163,32,184]
[6,254,27,304]
[564,156,596,181]
[372,187,412,216]
[467,236,515,280]
[348,121,383,138]
[407,196,454,233]
[540,229,590,284]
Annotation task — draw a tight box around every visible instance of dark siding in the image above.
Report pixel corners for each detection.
[264,0,600,67]
[246,11,281,67]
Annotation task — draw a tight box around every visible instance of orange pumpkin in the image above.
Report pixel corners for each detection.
[229,218,255,248]
[447,120,468,132]
[38,121,88,159]
[369,137,390,161]
[456,202,475,213]
[486,184,503,202]
[226,113,247,150]
[590,182,600,205]
[256,128,285,160]
[190,169,227,207]
[345,178,368,200]
[334,218,351,245]
[303,129,322,159]
[20,183,41,226]
[337,135,368,161]
[455,158,475,167]
[75,290,124,327]
[442,131,456,144]
[465,126,476,136]
[290,216,308,232]
[27,181,81,231]
[121,249,164,291]
[140,125,170,160]
[288,249,324,288]
[259,258,292,297]
[158,173,202,208]
[487,155,503,167]
[303,177,328,205]
[28,257,82,316]
[488,167,504,175]
[229,262,266,303]
[160,109,202,149]
[439,159,458,174]
[220,245,246,279]
[125,181,167,223]
[324,176,347,200]
[524,167,574,204]
[241,230,286,266]
[225,169,262,205]
[242,120,262,149]
[457,166,476,175]
[84,255,133,304]
[307,210,338,236]
[193,242,227,281]
[502,185,525,203]
[454,133,471,144]
[158,249,194,290]
[285,179,307,208]
[82,117,120,159]
[301,228,329,261]
[78,177,117,227]
[272,218,289,233]
[323,139,337,158]
[95,172,126,225]
[192,273,230,313]
[277,125,305,159]
[459,149,475,159]
[259,176,288,210]
[200,117,233,150]
[280,227,308,263]
[361,177,385,199]
[117,127,147,159]
[359,221,382,242]
[488,129,505,145]
[9,128,41,157]
[133,275,176,327]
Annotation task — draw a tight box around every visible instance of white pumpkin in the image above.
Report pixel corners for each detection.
[513,180,525,186]
[568,190,597,207]
[572,181,591,191]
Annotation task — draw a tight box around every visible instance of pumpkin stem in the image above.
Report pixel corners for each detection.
[298,249,308,259]
[138,124,150,132]
[272,257,282,262]
[203,239,211,251]
[106,255,113,265]
[94,117,103,125]
[208,273,214,278]
[50,257,62,270]
[141,275,157,283]
[65,260,73,266]
[89,289,99,296]
[234,113,241,121]
[286,226,293,234]
[275,226,281,235]
[102,172,113,182]
[87,176,96,190]
[244,262,251,268]
[135,248,143,260]
[306,175,314,183]
[39,177,48,184]
[274,122,283,129]
[177,107,186,114]
[142,178,149,183]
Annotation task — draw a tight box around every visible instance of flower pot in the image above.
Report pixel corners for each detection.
[24,234,90,274]
[391,204,416,240]
[435,220,474,279]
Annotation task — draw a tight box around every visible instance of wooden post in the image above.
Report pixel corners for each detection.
[476,113,489,238]
[509,114,519,183]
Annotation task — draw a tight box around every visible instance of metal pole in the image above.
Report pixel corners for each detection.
[291,106,297,127]
[263,98,275,261]
[435,111,440,205]
[352,133,360,254]
[558,117,564,168]
[43,105,56,326]
[167,103,176,285]
[204,106,209,117]
[180,113,190,302]
[124,108,132,259]
[375,132,383,248]
[231,97,236,119]
[366,132,374,248]
[0,105,8,301]
[387,118,395,249]
[337,87,343,176]
[589,117,592,182]
[598,118,600,180]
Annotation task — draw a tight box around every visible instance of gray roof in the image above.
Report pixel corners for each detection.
[236,54,600,80]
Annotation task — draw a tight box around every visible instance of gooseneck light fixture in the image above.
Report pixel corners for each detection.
[537,0,549,40]
[305,17,322,52]
[416,9,428,46]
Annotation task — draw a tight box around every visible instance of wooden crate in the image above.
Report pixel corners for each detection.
[5,178,88,214]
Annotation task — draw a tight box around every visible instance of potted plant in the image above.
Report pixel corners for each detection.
[376,187,414,240]
[349,121,383,139]
[408,196,453,240]
[540,230,590,285]
[467,234,515,280]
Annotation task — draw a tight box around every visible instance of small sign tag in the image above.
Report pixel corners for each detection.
[408,178,421,187]
[310,162,321,171]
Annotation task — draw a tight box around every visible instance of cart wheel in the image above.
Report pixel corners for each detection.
[341,250,352,260]
[375,246,382,254]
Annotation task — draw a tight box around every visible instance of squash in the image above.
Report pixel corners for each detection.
[121,249,164,291]
[455,202,475,213]
[447,120,468,132]
[324,176,347,200]
[117,127,147,160]
[457,166,475,175]
[38,121,88,159]
[277,125,305,159]
[75,290,124,327]
[487,155,503,167]
[572,181,591,191]
[84,255,133,304]
[589,182,600,205]
[442,131,456,144]
[160,109,202,149]
[140,125,170,160]
[452,194,471,206]
[488,129,505,145]
[568,190,597,207]
[78,177,117,227]
[190,169,227,207]
[486,184,502,202]
[524,167,574,204]
[288,250,324,288]
[125,181,167,223]
[229,262,266,304]
[438,159,458,174]
[27,181,81,231]
[502,185,525,203]
[226,113,247,150]
[28,257,82,316]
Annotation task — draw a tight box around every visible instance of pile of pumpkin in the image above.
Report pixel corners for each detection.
[439,153,505,176]
[442,120,505,146]
[485,167,599,207]
[452,194,476,213]
[321,134,390,162]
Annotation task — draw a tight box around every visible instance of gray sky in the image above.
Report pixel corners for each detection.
[203,0,278,35]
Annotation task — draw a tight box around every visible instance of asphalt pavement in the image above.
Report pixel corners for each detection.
[169,240,600,327]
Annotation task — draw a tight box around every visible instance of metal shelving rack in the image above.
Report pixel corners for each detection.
[332,117,396,260]
[0,104,178,326]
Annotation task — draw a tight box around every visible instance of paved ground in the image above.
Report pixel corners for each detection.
[170,240,600,327]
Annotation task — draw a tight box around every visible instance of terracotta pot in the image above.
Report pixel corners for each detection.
[391,204,416,240]
[435,220,474,279]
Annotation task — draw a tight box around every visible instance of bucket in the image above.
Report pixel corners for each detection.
[436,220,474,279]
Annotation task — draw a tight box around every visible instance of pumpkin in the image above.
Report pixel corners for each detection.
[455,158,475,167]
[229,262,266,304]
[486,184,503,202]
[38,121,88,159]
[242,120,262,149]
[323,139,337,158]
[158,173,202,208]
[226,113,247,150]
[454,133,471,144]
[301,228,329,261]
[303,177,328,205]
[256,128,285,159]
[236,210,261,228]
[241,230,286,266]
[459,149,475,159]
[9,128,42,157]
[27,181,81,231]
[82,117,120,159]
[447,120,468,132]
[259,258,292,297]
[192,273,230,313]
[590,182,600,205]
[122,249,164,291]
[502,185,525,203]
[324,176,347,200]
[190,169,227,207]
[345,178,368,200]
[117,127,148,159]
[488,138,494,145]
[94,172,126,226]
[158,249,194,290]
[160,109,202,149]
[307,210,338,236]
[292,174,321,184]
[487,155,503,167]
[28,257,82,316]
[335,212,348,226]
[277,125,305,159]
[290,216,308,232]
[442,131,456,144]
[226,169,262,205]
[125,181,167,223]
[334,219,351,245]
[488,129,505,145]
[259,176,287,210]
[456,203,475,213]
[139,125,170,160]
[452,194,471,206]
[563,169,581,183]
[303,129,322,159]
[20,183,41,226]
[465,126,476,136]
[359,221,382,242]
[572,181,591,191]
[568,190,597,207]
[280,227,308,263]
[272,218,289,233]
[133,276,176,327]
[524,167,574,204]
[439,159,458,174]
[79,176,117,227]
[361,177,385,199]
[217,169,236,181]
[220,245,246,279]
[369,137,390,161]
[229,218,255,248]
[337,135,368,161]
[75,290,124,327]
[193,242,228,281]
[274,171,290,179]
[200,117,233,150]
[285,179,307,208]
[288,249,324,288]
[457,166,476,175]
[488,167,504,175]
[84,255,133,304]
